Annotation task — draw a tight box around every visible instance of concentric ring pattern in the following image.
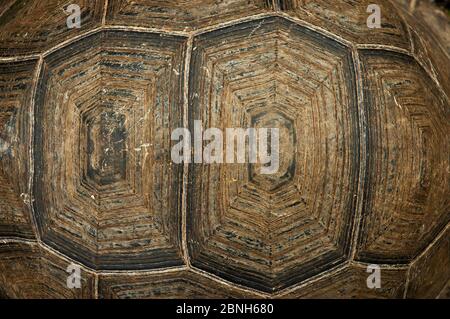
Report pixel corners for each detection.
[0,1,448,298]
[187,17,359,292]
[33,30,187,270]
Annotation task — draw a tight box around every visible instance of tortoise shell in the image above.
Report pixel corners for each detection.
[0,0,448,298]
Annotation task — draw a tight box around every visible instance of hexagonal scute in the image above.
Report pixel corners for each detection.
[98,270,260,299]
[0,59,37,239]
[279,263,408,299]
[105,0,271,32]
[278,0,411,50]
[187,17,359,292]
[356,50,450,263]
[33,30,187,270]
[0,0,104,57]
[0,241,95,298]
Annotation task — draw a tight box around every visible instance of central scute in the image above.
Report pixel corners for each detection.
[187,17,360,292]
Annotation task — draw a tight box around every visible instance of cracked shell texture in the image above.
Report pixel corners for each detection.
[0,0,448,298]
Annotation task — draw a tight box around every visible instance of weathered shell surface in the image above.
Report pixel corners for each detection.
[0,0,448,298]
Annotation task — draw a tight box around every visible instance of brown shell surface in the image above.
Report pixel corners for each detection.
[0,0,448,298]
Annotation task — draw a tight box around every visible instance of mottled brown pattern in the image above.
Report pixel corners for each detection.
[188,17,359,292]
[33,30,187,270]
[437,279,450,299]
[98,270,260,299]
[406,14,450,98]
[393,0,450,53]
[407,226,450,298]
[0,60,37,239]
[0,0,104,57]
[357,50,449,263]
[280,263,407,299]
[106,0,272,31]
[0,241,95,298]
[0,0,448,299]
[276,0,411,49]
